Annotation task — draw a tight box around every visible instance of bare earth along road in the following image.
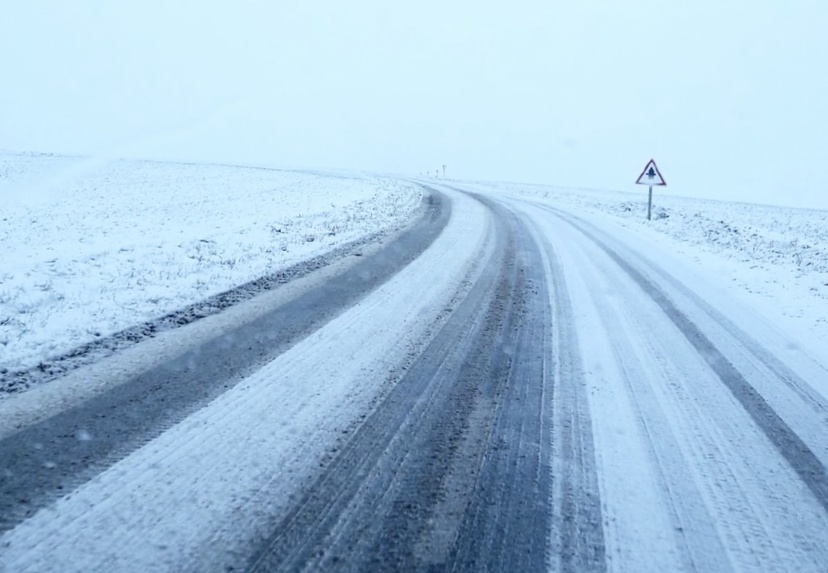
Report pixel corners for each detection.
[2,183,828,572]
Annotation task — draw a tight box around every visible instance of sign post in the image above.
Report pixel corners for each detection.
[635,159,666,220]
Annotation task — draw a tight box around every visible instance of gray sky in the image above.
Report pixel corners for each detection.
[3,1,827,208]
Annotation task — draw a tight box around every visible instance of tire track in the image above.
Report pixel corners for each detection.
[427,207,551,573]
[246,196,608,572]
[0,189,449,534]
[544,206,828,516]
[549,219,730,571]
[246,200,513,572]
[521,216,607,573]
[551,207,828,418]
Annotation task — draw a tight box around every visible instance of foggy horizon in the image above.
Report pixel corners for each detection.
[3,1,827,209]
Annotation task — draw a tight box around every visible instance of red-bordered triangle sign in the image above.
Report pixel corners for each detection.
[636,159,666,186]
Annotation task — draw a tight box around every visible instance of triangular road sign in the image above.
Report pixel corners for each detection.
[636,159,666,186]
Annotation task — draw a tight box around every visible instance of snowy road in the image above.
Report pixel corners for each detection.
[2,184,828,572]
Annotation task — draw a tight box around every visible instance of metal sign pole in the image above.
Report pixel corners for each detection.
[647,185,653,220]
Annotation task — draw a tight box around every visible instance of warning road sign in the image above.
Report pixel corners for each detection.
[636,159,666,186]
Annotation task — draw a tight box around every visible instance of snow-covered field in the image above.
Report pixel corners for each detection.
[3,156,828,571]
[484,182,828,353]
[0,152,422,376]
[3,152,827,391]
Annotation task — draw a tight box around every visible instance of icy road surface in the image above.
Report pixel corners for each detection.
[2,182,828,572]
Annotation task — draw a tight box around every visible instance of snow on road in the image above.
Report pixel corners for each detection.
[0,152,421,374]
[509,196,828,571]
[483,182,828,369]
[3,153,824,382]
[2,156,828,571]
[0,189,491,573]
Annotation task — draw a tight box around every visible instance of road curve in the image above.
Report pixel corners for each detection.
[511,193,828,572]
[0,190,449,535]
[2,183,828,572]
[246,195,605,572]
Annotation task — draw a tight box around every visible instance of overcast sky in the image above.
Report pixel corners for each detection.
[2,1,827,208]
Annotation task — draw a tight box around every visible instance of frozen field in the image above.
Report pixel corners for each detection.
[0,152,422,375]
[3,152,827,386]
[2,157,828,571]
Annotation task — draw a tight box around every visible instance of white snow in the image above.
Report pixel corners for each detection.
[506,191,828,571]
[0,152,422,373]
[0,188,492,573]
[3,154,828,571]
[482,182,828,367]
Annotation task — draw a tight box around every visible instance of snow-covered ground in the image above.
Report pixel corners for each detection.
[483,182,828,356]
[3,152,826,388]
[0,189,492,572]
[3,160,828,571]
[0,152,422,375]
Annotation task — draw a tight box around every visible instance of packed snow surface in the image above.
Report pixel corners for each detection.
[2,156,828,572]
[484,182,828,354]
[0,190,491,572]
[0,153,422,373]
